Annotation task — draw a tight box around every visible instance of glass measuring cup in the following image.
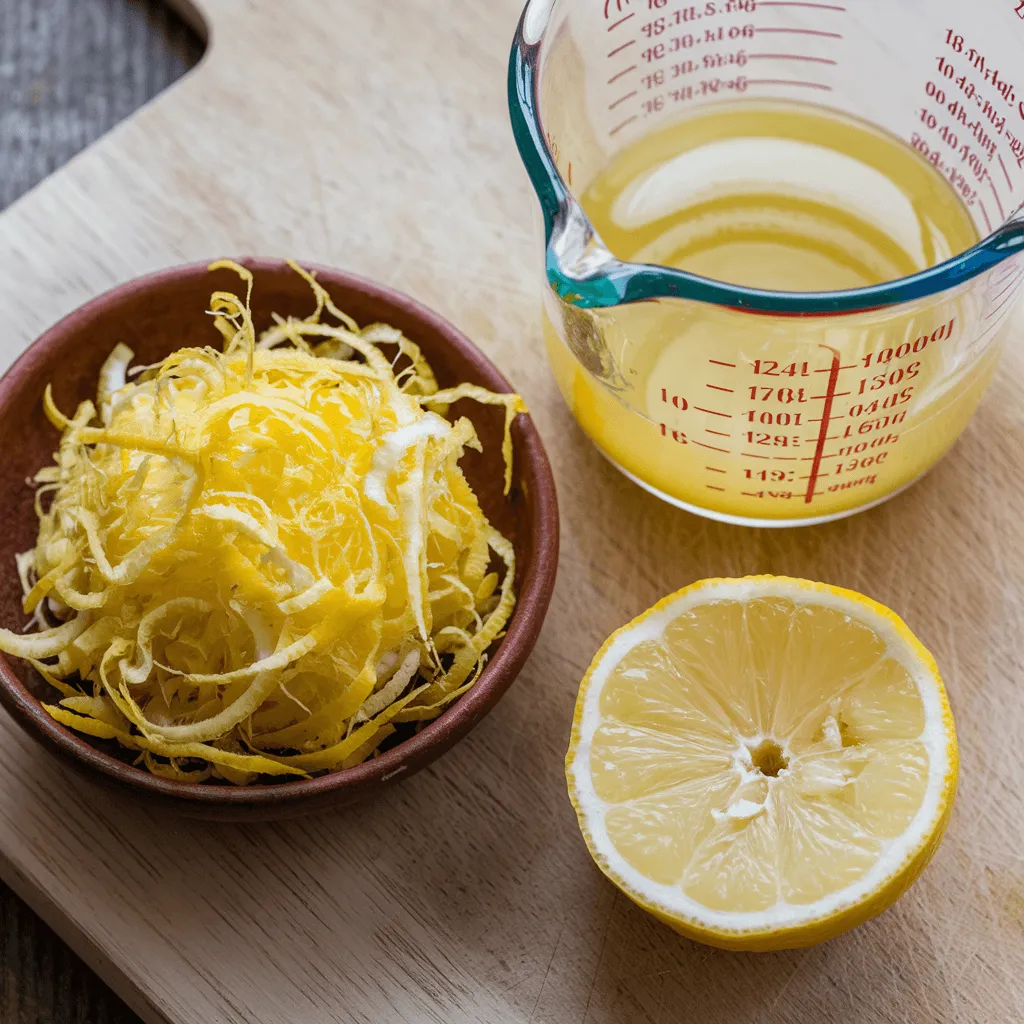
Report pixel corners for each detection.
[509,0,1024,526]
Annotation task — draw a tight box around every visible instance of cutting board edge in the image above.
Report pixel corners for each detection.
[0,839,172,1024]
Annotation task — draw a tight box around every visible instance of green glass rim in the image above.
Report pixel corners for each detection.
[508,10,1024,315]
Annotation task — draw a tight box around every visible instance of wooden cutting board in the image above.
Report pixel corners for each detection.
[1,1,1023,1021]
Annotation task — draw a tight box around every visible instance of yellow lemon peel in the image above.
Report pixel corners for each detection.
[0,262,524,783]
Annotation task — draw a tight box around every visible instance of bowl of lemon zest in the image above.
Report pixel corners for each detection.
[0,260,557,815]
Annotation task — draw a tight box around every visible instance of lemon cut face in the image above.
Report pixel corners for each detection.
[566,577,958,951]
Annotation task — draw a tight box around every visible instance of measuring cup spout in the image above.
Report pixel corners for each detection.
[550,203,614,285]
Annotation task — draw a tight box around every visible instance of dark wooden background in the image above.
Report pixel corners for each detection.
[0,2,202,1018]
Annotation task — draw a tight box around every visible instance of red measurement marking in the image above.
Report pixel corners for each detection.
[992,264,1022,285]
[748,79,833,91]
[811,391,850,399]
[987,281,1019,309]
[568,161,573,187]
[998,153,1015,192]
[748,53,838,65]
[757,1,846,8]
[984,284,1023,322]
[987,176,1007,222]
[742,452,772,460]
[607,12,635,31]
[694,440,731,453]
[754,27,843,38]
[993,266,1024,287]
[983,296,1016,324]
[706,384,734,393]
[609,90,638,110]
[709,359,736,368]
[603,0,627,17]
[706,429,731,437]
[804,345,841,504]
[978,197,994,235]
[609,115,638,136]
[706,466,727,474]
[741,491,763,498]
[607,64,637,85]
[815,364,855,371]
[694,406,732,418]
[608,40,635,59]
[989,273,1023,305]
[706,485,726,492]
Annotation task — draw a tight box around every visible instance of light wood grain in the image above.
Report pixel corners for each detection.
[1,1,1023,1022]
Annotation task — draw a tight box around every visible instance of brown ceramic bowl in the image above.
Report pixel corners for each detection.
[0,259,558,820]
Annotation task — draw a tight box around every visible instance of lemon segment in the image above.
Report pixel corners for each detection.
[566,576,958,951]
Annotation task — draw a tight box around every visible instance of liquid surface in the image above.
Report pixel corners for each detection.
[545,101,1004,524]
[581,101,979,291]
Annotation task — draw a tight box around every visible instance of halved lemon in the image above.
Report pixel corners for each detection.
[566,576,958,951]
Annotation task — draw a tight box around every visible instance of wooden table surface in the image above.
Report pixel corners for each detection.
[0,1,1023,1023]
[0,2,201,1019]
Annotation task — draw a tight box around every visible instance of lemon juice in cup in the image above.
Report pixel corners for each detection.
[510,0,1024,525]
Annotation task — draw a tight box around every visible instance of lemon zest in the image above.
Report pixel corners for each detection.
[1,263,523,783]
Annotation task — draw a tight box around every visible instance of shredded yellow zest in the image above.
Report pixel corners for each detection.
[0,261,526,784]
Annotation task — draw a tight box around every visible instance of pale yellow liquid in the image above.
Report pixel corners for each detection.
[544,101,1004,523]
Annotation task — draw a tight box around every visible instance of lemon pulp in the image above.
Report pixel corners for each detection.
[567,577,958,950]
